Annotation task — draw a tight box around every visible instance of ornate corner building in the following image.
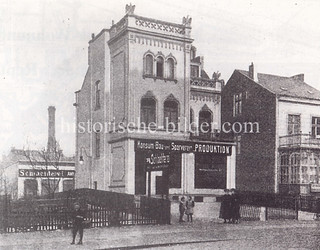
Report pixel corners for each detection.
[74,5,236,196]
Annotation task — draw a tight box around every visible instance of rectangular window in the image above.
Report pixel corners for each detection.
[24,179,38,197]
[63,180,74,191]
[312,117,320,137]
[95,81,100,110]
[95,131,100,158]
[289,153,300,184]
[194,154,226,189]
[233,93,242,116]
[280,154,289,184]
[288,114,301,135]
[41,179,59,196]
[191,65,199,77]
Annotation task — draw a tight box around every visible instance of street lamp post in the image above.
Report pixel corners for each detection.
[79,147,92,188]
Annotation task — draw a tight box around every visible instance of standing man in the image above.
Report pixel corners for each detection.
[220,189,232,223]
[179,197,186,222]
[231,189,241,223]
[71,203,85,245]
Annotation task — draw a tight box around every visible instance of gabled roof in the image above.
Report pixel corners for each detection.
[200,69,210,79]
[235,70,320,101]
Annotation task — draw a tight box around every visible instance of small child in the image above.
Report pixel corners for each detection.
[185,196,195,222]
[179,197,186,222]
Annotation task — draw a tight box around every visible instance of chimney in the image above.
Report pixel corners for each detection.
[291,74,304,82]
[248,62,254,79]
[200,56,204,70]
[248,62,258,82]
[47,106,56,151]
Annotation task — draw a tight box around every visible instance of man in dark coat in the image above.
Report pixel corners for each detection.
[231,189,241,223]
[71,203,85,245]
[220,189,232,223]
[179,197,186,222]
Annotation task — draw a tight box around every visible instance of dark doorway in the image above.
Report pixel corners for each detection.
[135,152,146,195]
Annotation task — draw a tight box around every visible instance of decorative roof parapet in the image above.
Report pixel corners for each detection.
[135,15,186,35]
[109,13,193,40]
[190,77,217,88]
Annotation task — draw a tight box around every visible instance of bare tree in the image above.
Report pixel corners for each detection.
[21,141,64,199]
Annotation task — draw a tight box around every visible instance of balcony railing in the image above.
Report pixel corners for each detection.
[279,134,320,148]
[190,77,216,88]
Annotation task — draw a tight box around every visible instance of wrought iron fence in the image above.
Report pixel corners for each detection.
[240,205,261,221]
[0,189,171,233]
[237,191,320,220]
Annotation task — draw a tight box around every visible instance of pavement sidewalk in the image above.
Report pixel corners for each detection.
[0,219,319,250]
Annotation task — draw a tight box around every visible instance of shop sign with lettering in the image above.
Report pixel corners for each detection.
[19,169,75,178]
[135,139,232,155]
[145,152,170,171]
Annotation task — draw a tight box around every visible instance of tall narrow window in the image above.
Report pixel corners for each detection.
[199,110,212,135]
[164,100,178,130]
[95,81,100,110]
[280,153,289,184]
[288,114,301,135]
[167,58,174,79]
[145,54,153,76]
[95,131,100,158]
[312,117,320,137]
[190,108,195,132]
[156,56,164,77]
[141,98,156,128]
[191,65,199,77]
[233,93,242,116]
[290,153,300,184]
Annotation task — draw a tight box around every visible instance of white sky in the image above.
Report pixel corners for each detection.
[0,0,320,157]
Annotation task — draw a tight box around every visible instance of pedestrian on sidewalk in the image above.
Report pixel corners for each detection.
[231,189,241,224]
[186,196,195,222]
[219,189,232,223]
[71,203,85,245]
[179,196,186,222]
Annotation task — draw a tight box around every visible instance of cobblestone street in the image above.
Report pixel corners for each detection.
[1,219,320,249]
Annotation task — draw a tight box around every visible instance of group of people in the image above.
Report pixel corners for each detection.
[70,190,240,245]
[219,188,240,224]
[179,196,195,222]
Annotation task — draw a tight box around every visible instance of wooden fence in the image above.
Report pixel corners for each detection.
[0,189,171,233]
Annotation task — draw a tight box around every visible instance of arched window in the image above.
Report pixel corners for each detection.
[199,110,212,135]
[145,54,153,76]
[167,58,174,79]
[141,97,156,127]
[164,100,179,130]
[156,56,164,77]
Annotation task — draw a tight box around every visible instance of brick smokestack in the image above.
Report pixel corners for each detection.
[47,106,56,151]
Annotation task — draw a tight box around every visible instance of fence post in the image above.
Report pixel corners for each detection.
[295,197,299,220]
[260,207,267,221]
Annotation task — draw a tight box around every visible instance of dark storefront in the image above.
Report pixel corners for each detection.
[134,139,232,195]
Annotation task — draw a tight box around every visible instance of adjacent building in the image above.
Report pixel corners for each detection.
[0,106,75,199]
[74,4,236,197]
[221,63,320,195]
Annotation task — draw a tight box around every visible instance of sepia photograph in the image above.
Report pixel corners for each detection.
[1,0,320,249]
